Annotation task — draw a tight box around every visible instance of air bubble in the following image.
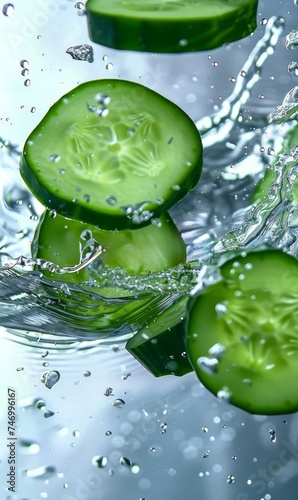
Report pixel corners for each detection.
[217,387,231,402]
[106,63,113,70]
[113,398,125,407]
[227,474,236,484]
[240,70,247,77]
[83,370,91,377]
[24,79,31,87]
[268,428,277,443]
[179,39,188,47]
[286,28,298,49]
[215,303,227,316]
[74,1,86,15]
[106,196,117,206]
[208,343,226,358]
[260,18,268,25]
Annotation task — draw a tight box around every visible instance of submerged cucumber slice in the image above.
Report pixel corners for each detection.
[186,249,298,415]
[20,79,202,230]
[86,0,258,53]
[33,210,186,282]
[126,296,192,377]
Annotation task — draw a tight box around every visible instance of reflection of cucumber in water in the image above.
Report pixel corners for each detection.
[86,0,258,52]
[20,79,203,230]
[32,210,187,282]
[186,248,298,415]
[252,124,298,205]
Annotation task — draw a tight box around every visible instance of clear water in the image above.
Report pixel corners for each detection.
[0,1,298,499]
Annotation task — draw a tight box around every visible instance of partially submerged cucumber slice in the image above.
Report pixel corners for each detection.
[186,249,298,415]
[33,210,186,282]
[20,79,202,229]
[126,296,192,377]
[86,0,258,53]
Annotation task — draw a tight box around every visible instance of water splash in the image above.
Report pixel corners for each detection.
[0,16,297,346]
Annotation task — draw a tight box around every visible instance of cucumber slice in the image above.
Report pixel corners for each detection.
[20,79,202,229]
[186,249,298,415]
[126,296,192,377]
[32,210,186,282]
[86,0,258,53]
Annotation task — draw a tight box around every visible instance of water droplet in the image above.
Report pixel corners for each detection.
[84,194,91,203]
[21,68,29,77]
[217,387,231,402]
[66,44,94,63]
[104,387,114,397]
[83,370,91,377]
[73,430,81,437]
[243,378,252,386]
[44,410,55,418]
[24,79,31,87]
[59,168,66,175]
[288,61,298,76]
[106,196,117,206]
[2,3,14,16]
[74,1,86,15]
[197,356,218,375]
[215,303,228,316]
[202,426,209,433]
[19,439,40,455]
[120,456,131,467]
[232,455,237,460]
[48,154,60,163]
[105,63,113,70]
[49,209,57,219]
[240,70,247,77]
[92,455,108,468]
[131,463,141,474]
[105,431,112,436]
[286,28,298,49]
[212,61,219,67]
[113,398,125,408]
[260,18,268,25]
[267,148,275,156]
[160,423,167,434]
[208,343,226,359]
[24,465,56,479]
[268,428,277,443]
[41,370,60,389]
[229,77,236,83]
[20,59,29,68]
[16,366,24,371]
[227,474,236,484]
[35,399,46,410]
[179,39,188,47]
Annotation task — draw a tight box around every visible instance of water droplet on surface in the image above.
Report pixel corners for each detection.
[73,430,81,437]
[212,61,219,67]
[208,343,226,359]
[41,370,60,389]
[24,79,31,87]
[66,44,94,63]
[83,370,91,377]
[21,68,29,77]
[268,428,277,443]
[215,303,228,316]
[240,70,247,77]
[105,431,112,436]
[92,455,108,468]
[119,456,131,468]
[179,39,188,47]
[288,61,298,76]
[113,398,125,408]
[267,148,275,156]
[202,450,210,458]
[48,154,60,163]
[260,18,268,25]
[227,474,236,484]
[202,426,209,433]
[106,196,117,206]
[30,107,36,113]
[197,356,218,375]
[2,3,14,16]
